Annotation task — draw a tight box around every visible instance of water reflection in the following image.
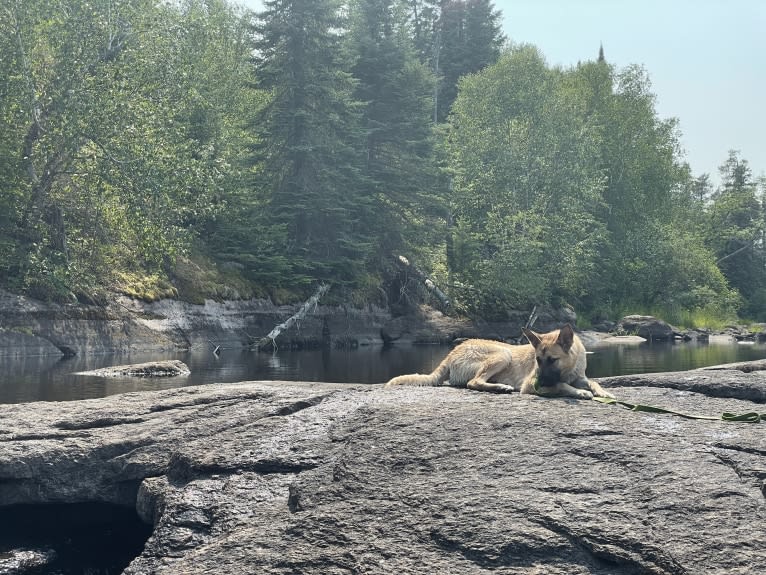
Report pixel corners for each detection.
[1,340,765,404]
[585,340,766,377]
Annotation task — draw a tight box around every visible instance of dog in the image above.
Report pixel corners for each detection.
[385,324,613,399]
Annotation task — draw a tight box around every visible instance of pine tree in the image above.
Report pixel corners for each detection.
[435,0,505,122]
[406,0,440,63]
[251,0,369,286]
[347,0,439,266]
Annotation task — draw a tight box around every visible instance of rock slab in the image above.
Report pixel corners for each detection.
[76,360,191,378]
[0,372,765,574]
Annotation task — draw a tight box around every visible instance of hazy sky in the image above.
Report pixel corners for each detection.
[239,0,765,185]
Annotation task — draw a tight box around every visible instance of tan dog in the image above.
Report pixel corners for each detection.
[385,324,613,399]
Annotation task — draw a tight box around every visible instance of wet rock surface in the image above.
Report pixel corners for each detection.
[0,370,765,574]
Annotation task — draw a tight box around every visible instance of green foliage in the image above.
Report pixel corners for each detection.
[0,0,252,301]
[705,151,766,320]
[435,0,505,122]
[115,271,179,303]
[445,44,743,321]
[0,0,759,326]
[447,45,606,315]
[347,0,441,269]
[171,255,257,304]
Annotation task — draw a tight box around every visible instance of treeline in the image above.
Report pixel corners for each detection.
[1,0,764,323]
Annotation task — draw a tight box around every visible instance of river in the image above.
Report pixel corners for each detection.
[2,339,766,404]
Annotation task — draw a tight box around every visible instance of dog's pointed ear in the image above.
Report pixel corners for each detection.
[522,327,542,349]
[557,324,575,352]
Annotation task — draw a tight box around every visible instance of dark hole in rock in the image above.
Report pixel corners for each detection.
[0,502,152,575]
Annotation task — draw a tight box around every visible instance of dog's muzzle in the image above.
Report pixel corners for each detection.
[537,368,562,387]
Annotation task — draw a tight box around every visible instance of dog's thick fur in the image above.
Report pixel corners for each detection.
[385,324,613,399]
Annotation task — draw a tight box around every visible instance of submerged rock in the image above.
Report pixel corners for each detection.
[0,548,56,574]
[77,360,191,378]
[0,368,764,574]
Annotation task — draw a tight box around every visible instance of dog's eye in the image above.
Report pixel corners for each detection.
[547,357,557,364]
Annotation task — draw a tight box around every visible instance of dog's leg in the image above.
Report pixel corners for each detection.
[582,378,615,399]
[466,354,515,393]
[543,381,593,400]
[519,372,538,395]
[569,376,614,398]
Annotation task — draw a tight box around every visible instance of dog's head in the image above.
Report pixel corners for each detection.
[522,324,576,387]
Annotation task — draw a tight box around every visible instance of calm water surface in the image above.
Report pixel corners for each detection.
[2,340,766,404]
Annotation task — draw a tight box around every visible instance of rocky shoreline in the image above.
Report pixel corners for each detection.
[1,288,765,364]
[0,365,764,574]
[0,289,581,358]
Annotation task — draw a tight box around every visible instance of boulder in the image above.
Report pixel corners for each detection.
[617,315,675,341]
[0,371,764,574]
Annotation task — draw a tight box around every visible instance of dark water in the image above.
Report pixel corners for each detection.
[2,339,766,404]
[0,503,152,575]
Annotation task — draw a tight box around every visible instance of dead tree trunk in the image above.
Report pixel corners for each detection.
[396,255,450,309]
[257,284,330,351]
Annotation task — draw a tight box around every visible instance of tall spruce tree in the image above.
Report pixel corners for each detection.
[347,0,439,267]
[406,0,440,63]
[252,0,369,287]
[435,0,505,122]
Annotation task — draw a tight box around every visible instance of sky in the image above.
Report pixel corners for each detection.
[239,0,765,186]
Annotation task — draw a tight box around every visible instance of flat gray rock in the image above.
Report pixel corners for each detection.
[0,372,764,574]
[76,360,191,377]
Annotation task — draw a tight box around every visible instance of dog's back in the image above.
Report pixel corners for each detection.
[385,339,533,389]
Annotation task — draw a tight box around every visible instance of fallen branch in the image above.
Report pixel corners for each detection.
[525,305,538,329]
[257,284,330,351]
[396,256,450,309]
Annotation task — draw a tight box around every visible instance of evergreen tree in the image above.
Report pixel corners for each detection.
[347,0,440,268]
[252,0,369,287]
[435,0,505,122]
[406,0,440,63]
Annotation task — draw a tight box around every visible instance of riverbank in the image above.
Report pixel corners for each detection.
[3,288,765,360]
[0,365,764,573]
[0,289,576,357]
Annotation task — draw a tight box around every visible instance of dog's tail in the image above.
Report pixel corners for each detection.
[385,360,450,388]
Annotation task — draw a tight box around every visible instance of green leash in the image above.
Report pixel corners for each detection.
[592,396,764,423]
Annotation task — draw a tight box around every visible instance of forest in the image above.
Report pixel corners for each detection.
[1,0,764,325]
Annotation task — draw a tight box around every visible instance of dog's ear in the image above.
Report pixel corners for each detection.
[522,328,542,348]
[557,324,574,352]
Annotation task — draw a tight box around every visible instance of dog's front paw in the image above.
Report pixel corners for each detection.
[575,389,594,400]
[597,390,616,399]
